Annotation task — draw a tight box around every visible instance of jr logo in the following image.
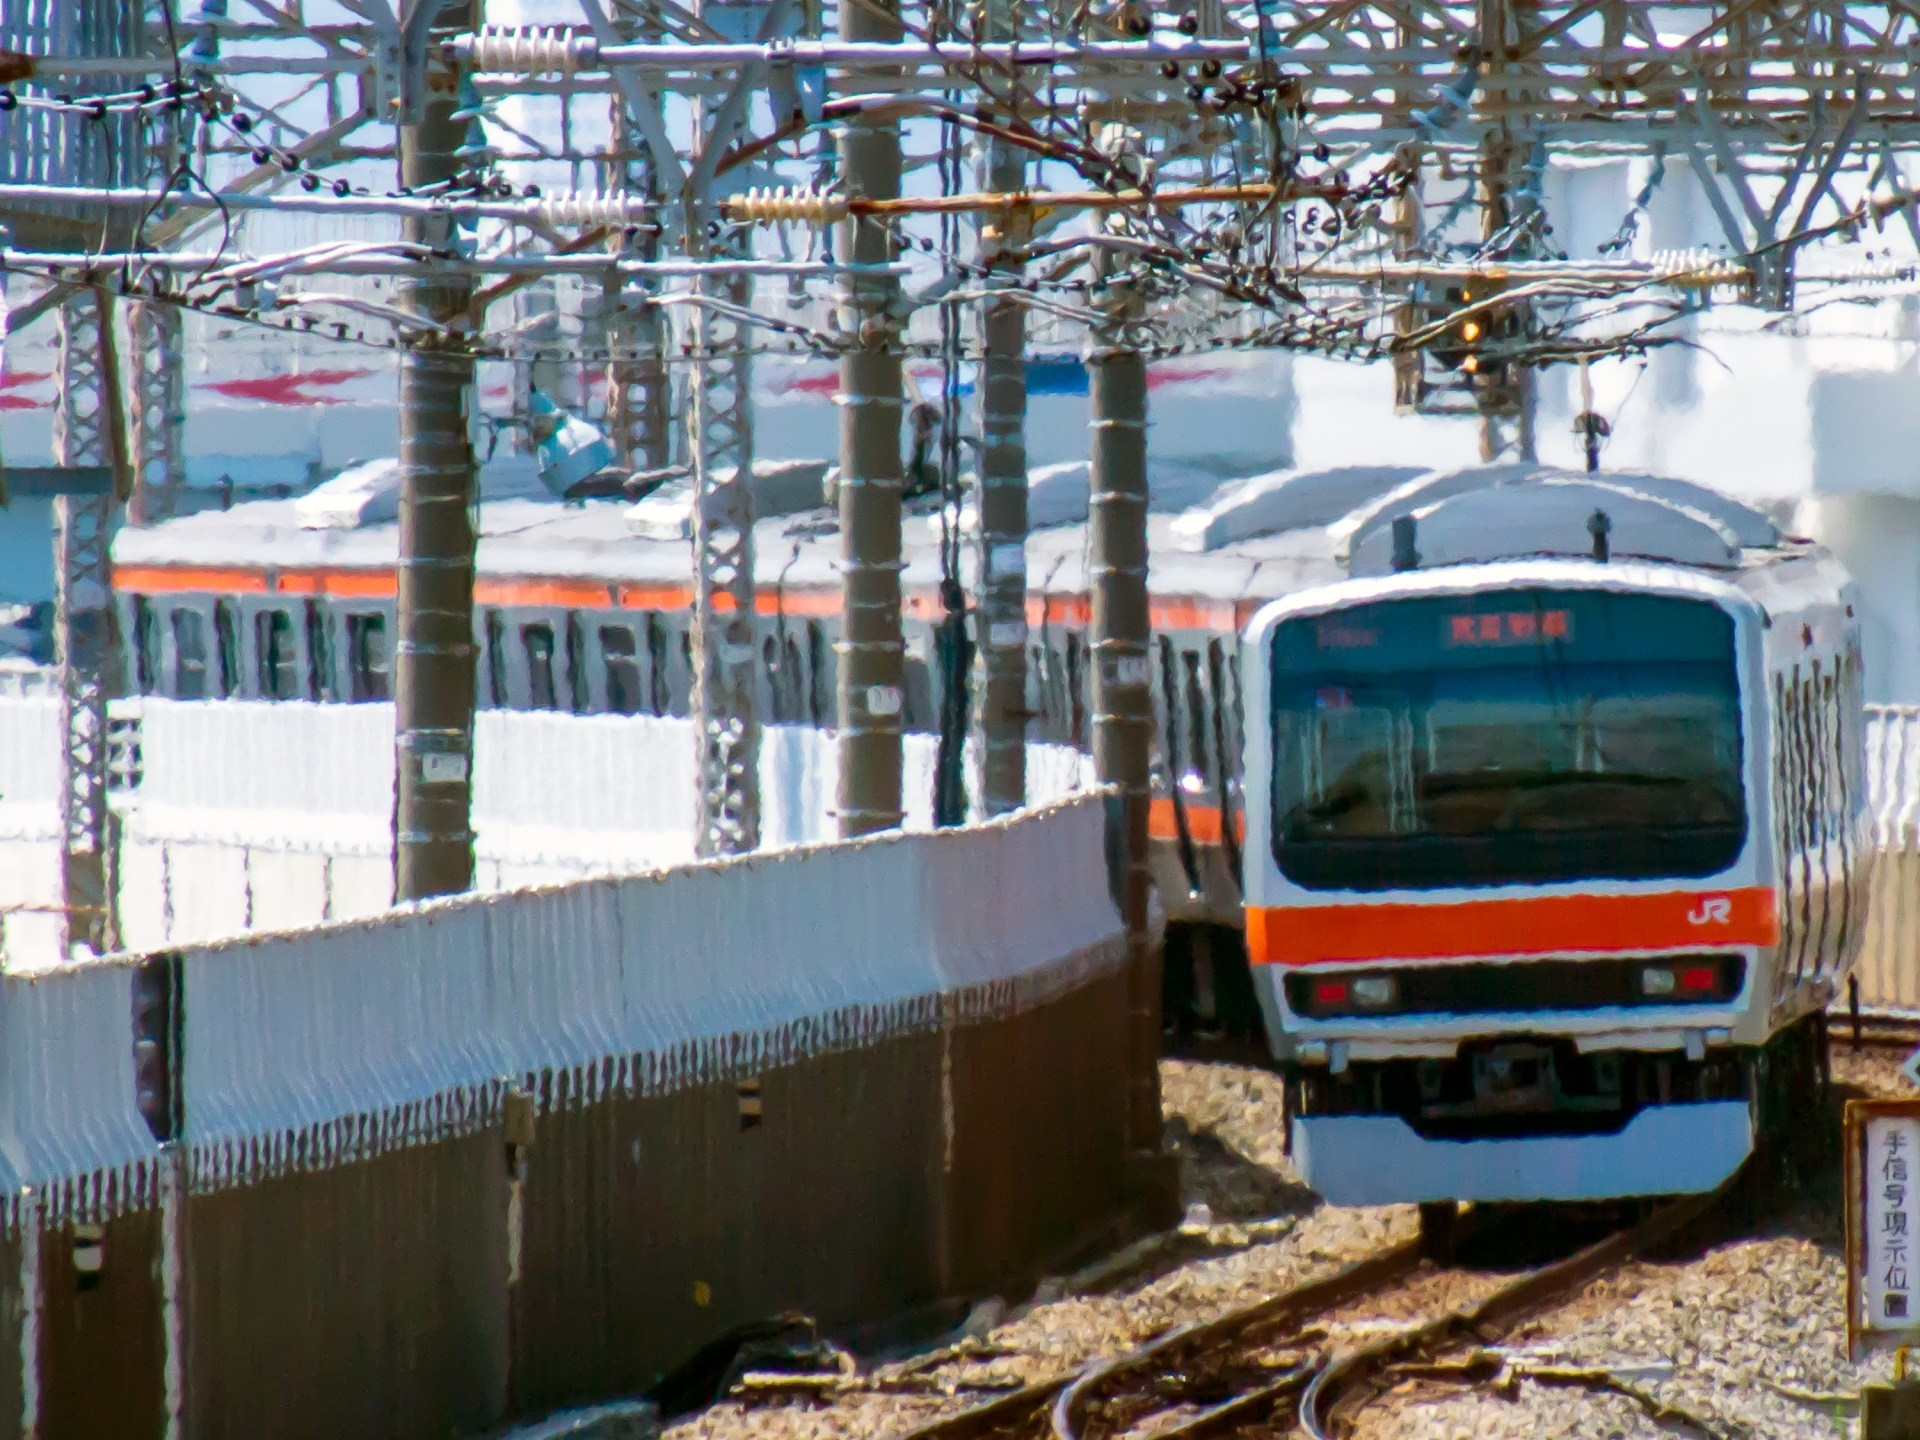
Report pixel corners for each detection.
[1687,895,1733,926]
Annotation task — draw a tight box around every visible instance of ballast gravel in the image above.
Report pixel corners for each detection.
[667,1048,1918,1440]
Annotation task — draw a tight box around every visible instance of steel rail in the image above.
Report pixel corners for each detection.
[1298,1167,1745,1440]
[884,1233,1426,1440]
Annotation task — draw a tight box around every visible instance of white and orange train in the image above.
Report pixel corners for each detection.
[112,458,1865,1205]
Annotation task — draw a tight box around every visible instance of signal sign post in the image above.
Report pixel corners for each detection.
[1847,1099,1920,1437]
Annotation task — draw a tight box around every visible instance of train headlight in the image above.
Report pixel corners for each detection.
[1351,976,1397,1009]
[1640,966,1677,996]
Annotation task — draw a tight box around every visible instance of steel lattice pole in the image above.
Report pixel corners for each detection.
[128,0,186,527]
[127,301,186,524]
[688,242,762,855]
[601,49,673,474]
[608,276,674,473]
[392,2,479,902]
[834,0,907,838]
[53,290,119,957]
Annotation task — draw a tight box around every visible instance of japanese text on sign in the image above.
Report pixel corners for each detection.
[1867,1116,1920,1330]
[1315,620,1380,651]
[1442,610,1573,648]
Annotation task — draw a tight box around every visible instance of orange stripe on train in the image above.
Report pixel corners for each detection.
[1147,799,1245,845]
[1245,887,1779,966]
[116,564,1272,634]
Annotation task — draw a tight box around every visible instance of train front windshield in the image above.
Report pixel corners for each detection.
[1270,588,1744,891]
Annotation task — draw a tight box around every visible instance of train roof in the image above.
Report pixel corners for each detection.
[114,454,1818,627]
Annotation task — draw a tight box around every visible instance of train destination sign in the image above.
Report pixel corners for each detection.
[1442,609,1573,647]
[1847,1098,1920,1359]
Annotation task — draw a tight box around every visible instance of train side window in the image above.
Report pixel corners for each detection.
[214,600,241,697]
[565,612,588,713]
[806,619,829,727]
[523,622,557,710]
[783,633,805,723]
[1065,631,1086,748]
[644,613,670,716]
[1182,648,1212,785]
[132,597,159,695]
[601,626,640,714]
[172,609,209,699]
[484,609,508,707]
[303,600,332,701]
[346,614,390,702]
[256,610,297,700]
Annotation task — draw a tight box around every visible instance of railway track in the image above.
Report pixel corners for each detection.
[1835,1003,1920,1052]
[888,1170,1747,1440]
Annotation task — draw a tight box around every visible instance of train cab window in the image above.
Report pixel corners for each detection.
[256,610,298,700]
[1270,588,1744,890]
[601,626,641,714]
[523,623,558,709]
[172,610,209,699]
[214,600,241,698]
[346,614,390,702]
[132,597,159,695]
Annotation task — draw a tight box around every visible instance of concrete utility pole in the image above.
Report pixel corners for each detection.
[392,0,480,903]
[1475,0,1539,463]
[1086,273,1165,1174]
[973,119,1031,818]
[1473,128,1533,463]
[834,0,907,839]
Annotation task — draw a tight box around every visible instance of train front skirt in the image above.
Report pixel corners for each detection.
[1294,1101,1754,1205]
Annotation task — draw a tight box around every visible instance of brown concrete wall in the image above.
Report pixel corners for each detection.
[0,964,1131,1440]
[182,1131,510,1440]
[946,966,1132,1299]
[508,1027,947,1415]
[0,797,1137,1439]
[37,1207,165,1440]
[0,1228,21,1440]
[506,965,1133,1416]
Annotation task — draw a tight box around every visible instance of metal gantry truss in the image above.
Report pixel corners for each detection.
[9,0,1920,926]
